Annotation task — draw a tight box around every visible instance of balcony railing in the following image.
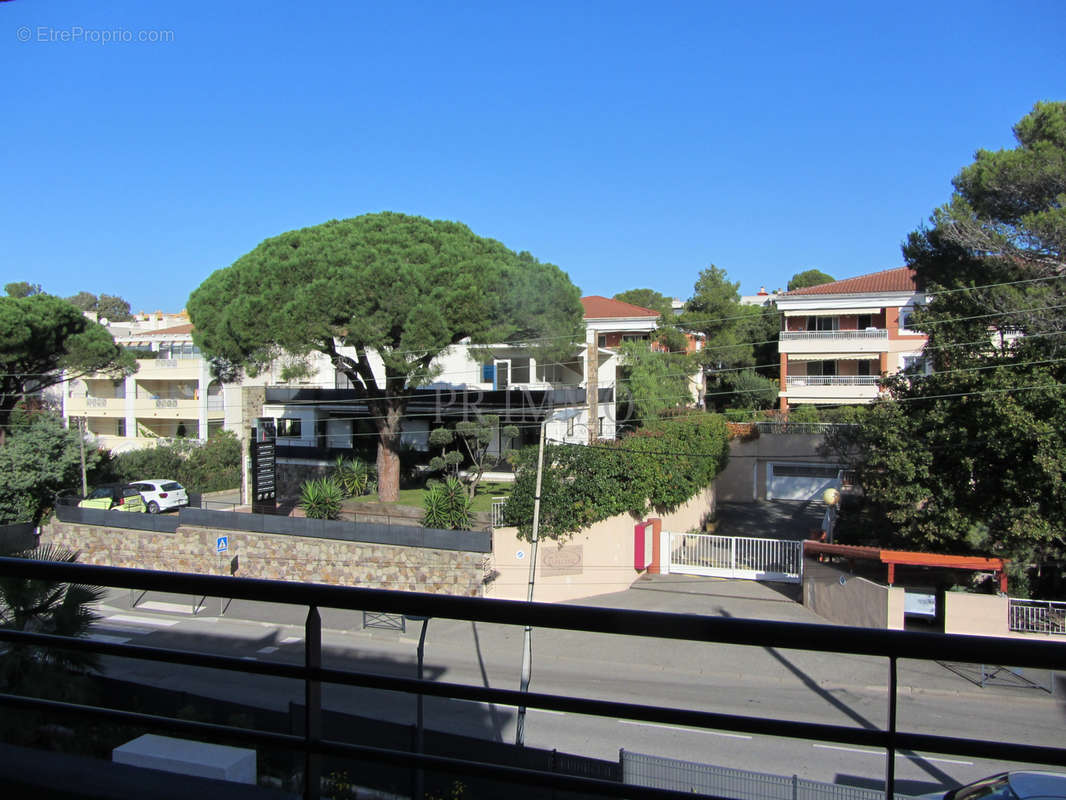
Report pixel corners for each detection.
[780,330,888,341]
[1009,598,1066,635]
[0,558,1064,800]
[786,376,881,386]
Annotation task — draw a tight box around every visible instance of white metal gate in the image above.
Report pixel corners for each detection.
[665,533,802,583]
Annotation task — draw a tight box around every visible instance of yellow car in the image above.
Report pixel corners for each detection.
[78,484,147,512]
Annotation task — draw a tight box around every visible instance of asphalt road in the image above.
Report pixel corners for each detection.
[89,575,1065,797]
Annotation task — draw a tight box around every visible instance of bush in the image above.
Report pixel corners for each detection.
[98,430,241,494]
[300,477,344,520]
[503,412,729,540]
[422,477,472,530]
[333,456,376,497]
[788,404,821,423]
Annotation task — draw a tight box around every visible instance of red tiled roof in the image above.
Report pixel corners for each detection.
[785,267,918,296]
[140,323,194,336]
[581,296,660,319]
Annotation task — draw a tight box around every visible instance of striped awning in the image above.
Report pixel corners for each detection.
[783,307,882,317]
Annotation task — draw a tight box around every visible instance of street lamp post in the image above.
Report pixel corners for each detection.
[515,414,548,746]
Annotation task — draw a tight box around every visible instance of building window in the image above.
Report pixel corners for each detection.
[806,316,839,331]
[567,417,575,437]
[276,418,302,437]
[598,417,605,437]
[597,335,607,348]
[622,334,650,343]
[857,360,872,377]
[510,357,530,383]
[902,355,927,374]
[857,314,873,330]
[899,308,915,332]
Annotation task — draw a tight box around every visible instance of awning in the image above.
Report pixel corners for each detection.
[788,353,878,361]
[783,307,882,317]
[551,408,583,421]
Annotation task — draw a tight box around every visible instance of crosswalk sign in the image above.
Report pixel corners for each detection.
[216,536,228,554]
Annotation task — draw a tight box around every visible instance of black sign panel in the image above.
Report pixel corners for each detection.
[251,419,277,514]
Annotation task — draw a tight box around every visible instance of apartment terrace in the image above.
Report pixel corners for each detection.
[0,557,1063,800]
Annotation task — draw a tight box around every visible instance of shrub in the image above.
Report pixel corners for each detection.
[788,405,821,423]
[98,430,241,494]
[503,412,729,540]
[300,477,344,520]
[333,456,376,497]
[422,477,472,530]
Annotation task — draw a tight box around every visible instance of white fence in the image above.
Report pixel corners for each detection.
[622,750,909,800]
[664,532,802,583]
[1009,598,1066,635]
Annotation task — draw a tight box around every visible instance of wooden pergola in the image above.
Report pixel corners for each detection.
[803,541,1009,593]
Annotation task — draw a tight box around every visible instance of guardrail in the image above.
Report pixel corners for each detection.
[1010,598,1066,635]
[0,558,1064,800]
[780,330,888,341]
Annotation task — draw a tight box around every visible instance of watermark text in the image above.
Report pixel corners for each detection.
[16,25,175,45]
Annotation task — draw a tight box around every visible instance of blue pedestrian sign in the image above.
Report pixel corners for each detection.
[216,536,228,554]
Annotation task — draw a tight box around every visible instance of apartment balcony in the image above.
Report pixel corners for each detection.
[782,375,882,404]
[67,396,125,416]
[779,329,888,354]
[0,556,1063,800]
[133,357,205,380]
[69,397,225,420]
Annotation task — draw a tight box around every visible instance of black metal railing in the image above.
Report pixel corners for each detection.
[0,557,1064,800]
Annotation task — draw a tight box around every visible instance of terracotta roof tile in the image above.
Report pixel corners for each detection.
[785,267,918,296]
[139,323,195,336]
[581,295,660,319]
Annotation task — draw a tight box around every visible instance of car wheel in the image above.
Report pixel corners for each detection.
[147,501,160,514]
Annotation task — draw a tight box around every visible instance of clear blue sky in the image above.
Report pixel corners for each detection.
[4,0,1064,313]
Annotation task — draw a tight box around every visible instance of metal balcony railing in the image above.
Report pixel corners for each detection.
[0,558,1064,800]
[786,376,880,386]
[780,330,888,341]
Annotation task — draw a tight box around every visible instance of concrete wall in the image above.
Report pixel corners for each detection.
[942,592,1062,641]
[802,558,904,629]
[44,520,489,596]
[487,486,716,603]
[718,434,829,502]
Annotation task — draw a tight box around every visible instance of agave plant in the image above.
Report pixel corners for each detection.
[422,478,471,530]
[300,477,344,520]
[333,457,376,497]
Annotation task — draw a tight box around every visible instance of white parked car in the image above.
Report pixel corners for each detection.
[128,480,190,514]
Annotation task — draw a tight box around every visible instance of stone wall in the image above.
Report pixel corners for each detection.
[45,520,489,596]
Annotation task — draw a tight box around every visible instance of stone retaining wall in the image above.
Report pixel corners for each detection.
[45,520,489,596]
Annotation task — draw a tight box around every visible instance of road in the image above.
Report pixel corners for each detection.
[88,576,1065,797]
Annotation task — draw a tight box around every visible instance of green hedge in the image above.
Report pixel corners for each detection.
[98,430,242,494]
[502,412,729,540]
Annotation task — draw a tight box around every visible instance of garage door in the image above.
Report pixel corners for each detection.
[768,464,841,501]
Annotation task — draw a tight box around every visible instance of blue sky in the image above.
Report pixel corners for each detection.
[3,0,1064,313]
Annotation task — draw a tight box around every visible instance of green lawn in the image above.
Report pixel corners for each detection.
[349,481,513,512]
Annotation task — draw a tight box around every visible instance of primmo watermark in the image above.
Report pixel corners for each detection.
[16,25,175,44]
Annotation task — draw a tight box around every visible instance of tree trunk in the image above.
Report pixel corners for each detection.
[374,403,404,503]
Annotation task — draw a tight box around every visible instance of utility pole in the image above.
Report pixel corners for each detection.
[587,329,598,444]
[515,413,547,746]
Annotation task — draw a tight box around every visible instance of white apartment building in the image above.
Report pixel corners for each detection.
[775,267,928,410]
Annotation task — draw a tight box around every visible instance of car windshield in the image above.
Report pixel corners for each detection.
[952,775,1018,800]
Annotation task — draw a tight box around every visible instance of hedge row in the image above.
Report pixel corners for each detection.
[502,412,729,540]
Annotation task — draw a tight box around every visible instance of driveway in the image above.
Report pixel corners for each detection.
[713,500,826,542]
